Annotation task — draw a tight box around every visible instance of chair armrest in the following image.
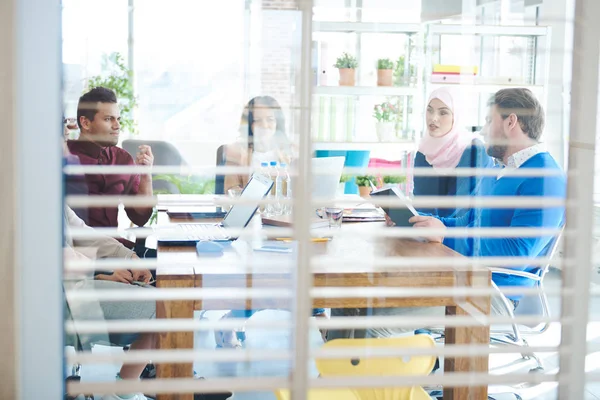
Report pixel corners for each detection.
[489,267,542,281]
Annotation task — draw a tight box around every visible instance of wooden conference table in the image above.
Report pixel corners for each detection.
[154,205,491,400]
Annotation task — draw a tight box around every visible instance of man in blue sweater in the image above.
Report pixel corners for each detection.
[327,88,566,340]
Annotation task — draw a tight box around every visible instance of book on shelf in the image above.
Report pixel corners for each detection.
[433,64,479,74]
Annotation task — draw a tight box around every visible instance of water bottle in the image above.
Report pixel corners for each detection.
[266,161,278,216]
[258,162,269,215]
[269,161,283,216]
[280,163,292,215]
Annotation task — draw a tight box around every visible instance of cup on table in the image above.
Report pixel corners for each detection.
[319,207,344,230]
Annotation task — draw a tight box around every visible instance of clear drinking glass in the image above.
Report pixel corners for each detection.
[323,207,344,229]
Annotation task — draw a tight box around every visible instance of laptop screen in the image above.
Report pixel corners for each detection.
[222,173,273,229]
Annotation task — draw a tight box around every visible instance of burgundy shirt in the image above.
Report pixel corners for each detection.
[66,140,153,234]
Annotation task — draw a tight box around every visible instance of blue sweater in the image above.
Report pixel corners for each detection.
[438,152,565,298]
[414,139,495,218]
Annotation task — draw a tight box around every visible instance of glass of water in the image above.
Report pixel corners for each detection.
[323,207,344,229]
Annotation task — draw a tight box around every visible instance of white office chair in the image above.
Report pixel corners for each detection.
[423,232,561,374]
[487,232,561,372]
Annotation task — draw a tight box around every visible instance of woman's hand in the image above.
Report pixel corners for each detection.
[384,213,396,227]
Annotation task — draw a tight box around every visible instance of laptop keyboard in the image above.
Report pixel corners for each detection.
[179,223,228,241]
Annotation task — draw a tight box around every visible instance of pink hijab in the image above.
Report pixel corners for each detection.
[418,87,478,169]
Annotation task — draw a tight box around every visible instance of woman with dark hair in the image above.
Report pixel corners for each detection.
[217,96,327,348]
[224,96,295,192]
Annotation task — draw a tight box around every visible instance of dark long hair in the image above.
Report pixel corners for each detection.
[241,96,290,153]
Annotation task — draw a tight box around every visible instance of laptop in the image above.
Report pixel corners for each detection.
[157,173,273,246]
[311,156,345,201]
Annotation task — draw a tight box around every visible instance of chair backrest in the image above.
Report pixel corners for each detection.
[122,139,190,194]
[121,139,187,167]
[275,388,358,400]
[514,230,563,324]
[316,336,435,400]
[215,144,227,195]
[275,387,430,400]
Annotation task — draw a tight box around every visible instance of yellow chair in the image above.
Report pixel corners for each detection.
[274,388,358,400]
[316,335,436,400]
[274,335,436,400]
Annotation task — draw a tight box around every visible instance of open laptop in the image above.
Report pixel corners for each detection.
[157,173,273,246]
[311,156,345,201]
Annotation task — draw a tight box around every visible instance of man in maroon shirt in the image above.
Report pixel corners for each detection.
[67,87,155,257]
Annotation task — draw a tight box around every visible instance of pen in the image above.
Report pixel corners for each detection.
[274,237,331,243]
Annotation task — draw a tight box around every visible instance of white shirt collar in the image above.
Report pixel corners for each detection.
[506,143,546,169]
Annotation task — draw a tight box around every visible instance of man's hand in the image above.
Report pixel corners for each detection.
[408,215,446,243]
[136,145,154,168]
[129,253,152,284]
[132,269,153,284]
[95,270,134,284]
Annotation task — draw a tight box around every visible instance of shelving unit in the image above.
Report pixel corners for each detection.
[310,18,552,168]
[427,82,545,95]
[424,23,551,129]
[311,20,424,147]
[314,85,418,97]
[427,24,549,37]
[313,21,420,34]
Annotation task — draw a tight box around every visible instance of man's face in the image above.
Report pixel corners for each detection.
[80,102,121,146]
[483,105,508,160]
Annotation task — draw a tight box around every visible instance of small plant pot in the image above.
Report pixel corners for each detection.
[377,69,393,86]
[358,186,372,198]
[376,122,396,142]
[338,68,356,86]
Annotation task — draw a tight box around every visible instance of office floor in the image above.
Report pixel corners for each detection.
[68,268,600,400]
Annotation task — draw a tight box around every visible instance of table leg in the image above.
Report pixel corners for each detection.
[156,277,195,400]
[443,304,491,400]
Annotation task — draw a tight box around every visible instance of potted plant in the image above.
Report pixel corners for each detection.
[86,52,138,135]
[373,102,398,142]
[355,175,375,198]
[382,175,406,189]
[376,58,394,86]
[338,174,351,196]
[393,54,417,87]
[334,52,358,86]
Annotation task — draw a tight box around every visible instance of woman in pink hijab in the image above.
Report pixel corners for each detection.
[414,87,494,217]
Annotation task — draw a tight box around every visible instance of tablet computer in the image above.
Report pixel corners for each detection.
[370,187,418,227]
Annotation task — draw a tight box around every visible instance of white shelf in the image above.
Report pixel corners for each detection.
[313,21,421,34]
[314,86,418,96]
[313,141,417,151]
[427,82,545,94]
[428,24,550,37]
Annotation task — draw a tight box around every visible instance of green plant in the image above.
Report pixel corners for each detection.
[152,174,215,195]
[373,102,399,123]
[377,58,394,70]
[393,54,416,87]
[355,175,375,187]
[339,174,352,183]
[86,52,138,135]
[334,52,358,69]
[383,175,406,184]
